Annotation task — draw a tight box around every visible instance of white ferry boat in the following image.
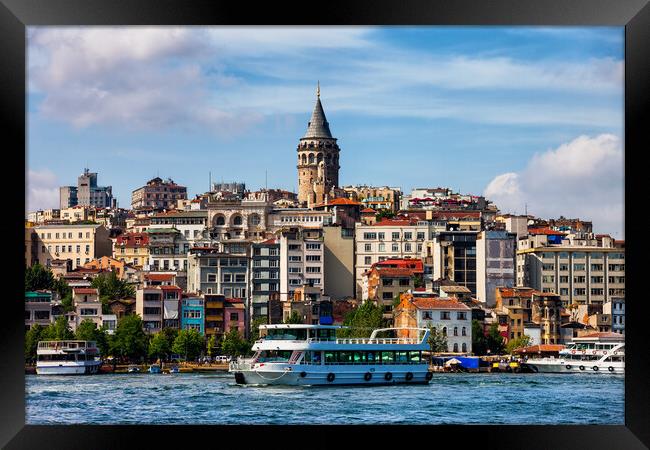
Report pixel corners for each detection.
[521,332,624,374]
[36,340,102,375]
[229,324,434,386]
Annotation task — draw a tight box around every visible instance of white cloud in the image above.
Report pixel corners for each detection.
[26,169,60,214]
[484,134,624,238]
[28,27,623,134]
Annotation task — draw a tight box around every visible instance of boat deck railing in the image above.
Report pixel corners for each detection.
[330,337,421,345]
[37,340,97,350]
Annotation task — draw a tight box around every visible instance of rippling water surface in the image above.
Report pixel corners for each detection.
[26,372,624,425]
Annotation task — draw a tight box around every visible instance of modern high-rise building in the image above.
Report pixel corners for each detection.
[296,84,341,207]
[60,168,113,209]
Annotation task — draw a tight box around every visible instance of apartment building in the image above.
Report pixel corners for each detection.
[131,177,187,210]
[394,292,472,353]
[476,230,517,307]
[323,225,355,300]
[60,168,113,209]
[341,185,402,213]
[516,233,625,307]
[114,232,149,267]
[354,218,431,298]
[72,288,102,332]
[32,224,112,269]
[279,227,325,302]
[25,291,53,331]
[251,239,280,323]
[181,294,204,334]
[430,231,480,298]
[135,285,182,334]
[603,297,625,335]
[362,266,416,320]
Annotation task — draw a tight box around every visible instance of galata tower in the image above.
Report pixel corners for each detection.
[297,83,340,207]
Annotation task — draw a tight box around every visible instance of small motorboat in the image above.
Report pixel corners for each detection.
[149,364,162,374]
[169,365,179,374]
[127,365,141,373]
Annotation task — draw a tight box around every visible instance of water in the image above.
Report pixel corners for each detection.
[26,372,624,425]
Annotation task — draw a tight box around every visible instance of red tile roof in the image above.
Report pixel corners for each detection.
[73,288,99,295]
[411,297,471,310]
[375,267,415,277]
[361,208,376,214]
[371,218,420,227]
[145,273,175,282]
[579,332,624,339]
[497,287,538,298]
[374,258,424,272]
[514,344,565,354]
[314,197,362,207]
[527,227,566,235]
[159,285,181,291]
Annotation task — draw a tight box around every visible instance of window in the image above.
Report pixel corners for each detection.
[560,276,569,283]
[364,244,372,252]
[457,312,467,320]
[574,288,586,296]
[391,244,399,252]
[591,288,604,296]
[404,232,412,240]
[230,312,239,321]
[574,264,586,271]
[440,311,450,320]
[306,243,321,250]
[379,243,385,252]
[223,273,232,283]
[306,266,321,273]
[542,264,554,271]
[207,274,217,282]
[462,327,467,336]
[591,264,604,271]
[404,243,411,252]
[417,232,425,240]
[378,233,385,240]
[365,257,372,265]
[392,232,400,240]
[363,232,377,240]
[453,327,458,336]
[559,264,569,271]
[306,255,321,262]
[235,274,246,283]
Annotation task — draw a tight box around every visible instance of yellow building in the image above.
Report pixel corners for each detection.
[32,224,112,269]
[83,256,128,279]
[113,232,150,268]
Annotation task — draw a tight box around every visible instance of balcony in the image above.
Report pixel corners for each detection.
[206,314,224,321]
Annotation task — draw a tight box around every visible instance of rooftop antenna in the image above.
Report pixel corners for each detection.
[525,203,528,216]
[265,169,268,191]
[209,171,212,192]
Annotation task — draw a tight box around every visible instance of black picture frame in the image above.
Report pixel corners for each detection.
[1,0,648,448]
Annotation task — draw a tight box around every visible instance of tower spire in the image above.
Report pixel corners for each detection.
[317,81,320,98]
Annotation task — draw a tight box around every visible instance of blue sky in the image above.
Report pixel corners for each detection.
[26,26,624,237]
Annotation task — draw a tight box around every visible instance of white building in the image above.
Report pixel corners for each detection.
[354,219,431,298]
[279,227,325,301]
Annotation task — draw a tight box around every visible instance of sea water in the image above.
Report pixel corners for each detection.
[25,372,624,425]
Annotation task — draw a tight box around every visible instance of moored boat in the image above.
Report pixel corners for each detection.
[520,332,624,374]
[149,364,162,374]
[229,324,433,386]
[36,340,102,375]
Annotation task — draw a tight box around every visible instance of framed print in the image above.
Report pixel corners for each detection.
[1,0,648,448]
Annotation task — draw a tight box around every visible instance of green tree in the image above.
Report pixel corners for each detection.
[25,263,55,291]
[471,320,488,355]
[91,271,136,314]
[221,329,249,357]
[42,316,74,341]
[250,317,267,341]
[284,310,303,324]
[172,329,204,361]
[206,335,217,357]
[110,314,148,361]
[375,210,395,221]
[25,324,44,363]
[338,301,386,338]
[149,332,171,361]
[160,327,179,353]
[75,319,110,357]
[427,326,448,356]
[506,334,532,354]
[486,323,505,355]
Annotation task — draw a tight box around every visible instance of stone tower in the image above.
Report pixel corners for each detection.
[297,83,341,207]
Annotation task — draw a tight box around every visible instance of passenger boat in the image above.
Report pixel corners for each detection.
[229,325,433,386]
[520,332,624,374]
[36,340,102,375]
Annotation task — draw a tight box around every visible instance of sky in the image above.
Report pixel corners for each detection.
[26,26,624,238]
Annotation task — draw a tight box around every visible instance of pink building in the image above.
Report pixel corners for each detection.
[224,298,245,334]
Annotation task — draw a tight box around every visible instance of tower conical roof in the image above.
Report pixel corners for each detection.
[302,86,333,139]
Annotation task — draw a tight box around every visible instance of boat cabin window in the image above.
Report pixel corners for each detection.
[321,351,423,364]
[37,354,78,361]
[264,328,308,341]
[312,328,336,341]
[257,350,292,362]
[303,351,322,364]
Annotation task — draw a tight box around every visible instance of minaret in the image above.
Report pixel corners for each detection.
[296,83,341,207]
